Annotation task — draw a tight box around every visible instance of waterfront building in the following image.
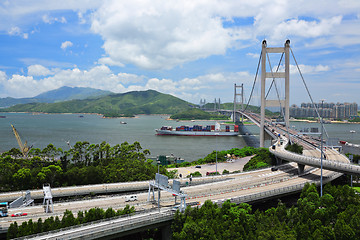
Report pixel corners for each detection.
[290,102,358,120]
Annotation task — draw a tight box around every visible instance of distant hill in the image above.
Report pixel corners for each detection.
[170,108,229,120]
[0,86,112,108]
[203,102,277,116]
[0,90,194,117]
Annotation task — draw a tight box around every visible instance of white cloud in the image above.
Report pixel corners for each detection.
[8,26,28,39]
[27,65,52,76]
[61,41,73,50]
[0,64,252,102]
[272,16,342,40]
[290,64,330,74]
[91,0,238,70]
[247,53,260,59]
[42,14,67,24]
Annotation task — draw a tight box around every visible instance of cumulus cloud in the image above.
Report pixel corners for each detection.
[91,0,240,70]
[61,41,73,50]
[27,65,53,76]
[0,64,253,102]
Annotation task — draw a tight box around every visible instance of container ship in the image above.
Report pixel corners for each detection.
[156,122,239,136]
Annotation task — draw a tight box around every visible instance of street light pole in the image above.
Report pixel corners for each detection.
[215,133,219,174]
[320,99,325,197]
[157,160,160,209]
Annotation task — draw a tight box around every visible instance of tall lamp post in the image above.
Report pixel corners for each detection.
[320,99,325,197]
[215,133,219,174]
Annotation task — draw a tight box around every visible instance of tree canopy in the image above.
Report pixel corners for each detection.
[0,141,173,192]
[172,183,360,239]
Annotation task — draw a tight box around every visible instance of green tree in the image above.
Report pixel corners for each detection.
[37,165,63,186]
[7,221,18,239]
[61,209,78,228]
[12,168,32,190]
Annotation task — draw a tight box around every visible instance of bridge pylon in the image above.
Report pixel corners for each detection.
[260,40,290,147]
[233,83,244,124]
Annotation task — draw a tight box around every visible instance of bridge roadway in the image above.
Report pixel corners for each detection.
[239,111,359,175]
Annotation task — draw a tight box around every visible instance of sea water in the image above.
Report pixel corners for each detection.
[0,113,359,161]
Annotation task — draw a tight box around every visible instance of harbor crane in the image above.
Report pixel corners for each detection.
[11,124,31,158]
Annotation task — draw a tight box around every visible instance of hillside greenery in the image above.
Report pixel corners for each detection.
[0,141,175,192]
[172,183,360,239]
[170,108,229,120]
[0,90,193,117]
[7,205,135,239]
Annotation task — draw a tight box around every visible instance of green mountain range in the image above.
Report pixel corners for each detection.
[0,90,194,117]
[0,86,112,108]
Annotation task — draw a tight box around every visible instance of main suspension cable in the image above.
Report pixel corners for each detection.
[290,47,329,139]
[244,51,262,112]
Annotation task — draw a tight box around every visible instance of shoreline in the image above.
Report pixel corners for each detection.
[291,118,360,124]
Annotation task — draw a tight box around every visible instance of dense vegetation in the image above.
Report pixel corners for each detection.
[243,148,276,171]
[0,90,192,117]
[7,205,135,239]
[285,142,304,154]
[172,183,360,239]
[0,141,173,192]
[170,108,229,120]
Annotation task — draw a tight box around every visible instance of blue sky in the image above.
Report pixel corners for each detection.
[0,0,360,106]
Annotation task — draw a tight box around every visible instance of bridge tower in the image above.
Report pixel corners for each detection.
[260,40,290,147]
[233,83,244,123]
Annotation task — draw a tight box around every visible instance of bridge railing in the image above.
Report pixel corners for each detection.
[270,145,360,175]
[19,208,173,240]
[63,210,174,239]
[214,171,342,206]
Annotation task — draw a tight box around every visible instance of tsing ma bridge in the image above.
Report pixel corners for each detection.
[1,40,358,239]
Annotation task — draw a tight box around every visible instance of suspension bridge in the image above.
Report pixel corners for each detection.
[1,40,358,239]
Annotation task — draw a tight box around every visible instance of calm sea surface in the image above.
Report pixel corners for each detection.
[0,113,359,161]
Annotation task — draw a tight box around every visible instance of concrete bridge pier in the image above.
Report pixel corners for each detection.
[161,224,172,240]
[297,163,305,175]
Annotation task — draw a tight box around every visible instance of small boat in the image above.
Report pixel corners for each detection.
[79,115,84,118]
[350,130,356,133]
[120,121,127,124]
[0,116,6,118]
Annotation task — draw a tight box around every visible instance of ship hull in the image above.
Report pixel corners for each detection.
[156,129,239,136]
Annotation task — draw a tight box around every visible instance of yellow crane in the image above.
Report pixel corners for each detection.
[11,124,31,158]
